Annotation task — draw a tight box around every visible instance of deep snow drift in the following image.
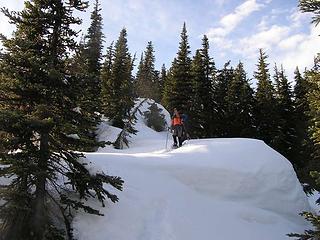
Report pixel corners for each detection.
[73,99,310,240]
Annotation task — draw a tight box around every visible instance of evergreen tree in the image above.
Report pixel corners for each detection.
[299,0,320,26]
[189,35,216,138]
[0,1,123,239]
[199,35,216,137]
[293,67,313,182]
[212,61,234,137]
[101,42,114,114]
[168,22,192,114]
[134,53,144,97]
[159,64,167,101]
[135,41,161,101]
[78,0,104,114]
[144,102,166,132]
[225,62,256,138]
[101,28,134,128]
[162,58,176,111]
[273,64,297,165]
[190,50,207,138]
[306,56,320,174]
[68,0,104,150]
[288,1,320,238]
[254,49,278,147]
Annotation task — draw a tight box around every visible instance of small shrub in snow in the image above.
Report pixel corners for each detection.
[144,103,166,132]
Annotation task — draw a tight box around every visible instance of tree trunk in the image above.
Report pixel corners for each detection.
[32,131,49,239]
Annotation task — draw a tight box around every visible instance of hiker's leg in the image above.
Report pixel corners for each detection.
[172,135,178,146]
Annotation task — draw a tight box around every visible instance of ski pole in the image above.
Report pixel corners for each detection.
[165,127,169,150]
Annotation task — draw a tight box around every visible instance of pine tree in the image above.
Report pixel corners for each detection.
[101,28,134,128]
[67,0,104,151]
[288,2,320,238]
[293,67,313,182]
[306,56,320,172]
[159,64,167,101]
[212,61,234,137]
[299,0,320,26]
[273,64,297,165]
[101,42,114,113]
[190,50,206,138]
[225,62,256,138]
[0,1,123,239]
[162,59,177,111]
[134,53,144,97]
[254,49,278,147]
[78,0,104,114]
[135,41,161,101]
[168,22,192,114]
[189,35,216,138]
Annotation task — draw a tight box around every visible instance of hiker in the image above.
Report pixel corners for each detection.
[180,111,190,141]
[171,108,183,147]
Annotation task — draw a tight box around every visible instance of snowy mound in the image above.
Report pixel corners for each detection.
[74,99,310,240]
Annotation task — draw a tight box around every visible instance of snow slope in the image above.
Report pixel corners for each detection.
[73,99,310,240]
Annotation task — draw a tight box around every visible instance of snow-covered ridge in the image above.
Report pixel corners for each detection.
[74,98,310,240]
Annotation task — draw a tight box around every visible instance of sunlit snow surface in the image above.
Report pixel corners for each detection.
[73,99,310,240]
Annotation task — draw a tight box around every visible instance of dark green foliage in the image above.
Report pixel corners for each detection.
[163,23,192,114]
[162,59,176,110]
[74,0,104,115]
[306,56,320,172]
[190,50,207,138]
[68,0,104,151]
[288,172,320,239]
[159,64,167,101]
[273,64,297,166]
[225,62,256,138]
[100,28,134,128]
[299,0,320,26]
[212,61,234,137]
[135,41,161,101]
[288,2,320,238]
[113,99,147,149]
[293,67,314,183]
[144,102,166,132]
[253,49,278,147]
[0,1,123,239]
[189,35,215,138]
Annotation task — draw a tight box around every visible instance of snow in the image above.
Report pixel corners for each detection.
[72,98,311,240]
[66,133,81,140]
[72,106,82,114]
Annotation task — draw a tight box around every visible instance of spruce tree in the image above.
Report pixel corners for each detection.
[101,28,134,128]
[225,62,256,138]
[134,53,144,97]
[288,2,320,238]
[293,67,313,182]
[68,0,104,151]
[190,50,207,138]
[273,64,297,165]
[101,42,114,114]
[168,22,192,114]
[78,0,104,114]
[212,61,234,137]
[254,49,278,147]
[135,41,161,102]
[189,35,216,138]
[159,64,167,101]
[0,1,123,239]
[199,35,216,137]
[162,59,177,111]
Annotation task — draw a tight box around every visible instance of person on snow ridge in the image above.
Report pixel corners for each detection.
[171,108,184,147]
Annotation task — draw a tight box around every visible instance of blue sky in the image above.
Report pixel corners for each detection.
[0,0,319,81]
